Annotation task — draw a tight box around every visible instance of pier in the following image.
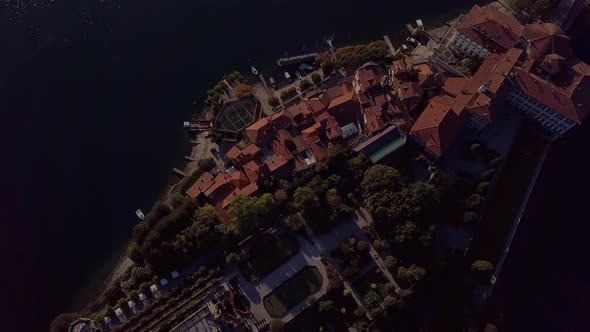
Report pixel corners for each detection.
[276,53,318,67]
[172,168,186,178]
[382,35,397,56]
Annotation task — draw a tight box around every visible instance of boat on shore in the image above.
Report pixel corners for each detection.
[135,209,145,221]
[251,66,259,75]
[295,71,303,80]
[300,63,314,71]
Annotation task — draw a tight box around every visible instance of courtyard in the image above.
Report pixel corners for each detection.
[263,266,323,318]
[239,234,300,283]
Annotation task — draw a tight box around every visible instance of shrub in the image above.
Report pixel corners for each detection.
[117,298,127,309]
[311,73,322,85]
[268,96,280,108]
[319,300,336,313]
[369,306,383,318]
[384,256,398,271]
[354,306,367,318]
[490,156,504,167]
[477,182,490,195]
[481,168,496,181]
[128,290,139,301]
[373,239,389,251]
[280,87,298,101]
[197,158,216,171]
[299,79,313,91]
[463,211,480,226]
[363,290,381,309]
[226,252,240,265]
[322,60,335,74]
[356,240,369,252]
[465,194,484,211]
[397,265,427,284]
[270,319,285,332]
[234,84,252,98]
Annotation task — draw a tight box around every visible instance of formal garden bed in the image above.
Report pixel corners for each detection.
[263,266,323,318]
[353,268,391,304]
[239,234,300,283]
[331,236,371,279]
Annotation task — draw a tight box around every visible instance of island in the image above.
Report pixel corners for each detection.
[51,1,590,331]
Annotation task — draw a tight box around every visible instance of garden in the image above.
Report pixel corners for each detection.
[263,266,324,318]
[353,268,390,304]
[239,234,300,283]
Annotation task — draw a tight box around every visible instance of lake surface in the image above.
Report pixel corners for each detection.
[1,0,476,329]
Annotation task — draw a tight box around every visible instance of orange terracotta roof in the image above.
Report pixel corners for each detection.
[238,182,259,197]
[365,105,386,135]
[265,155,290,173]
[245,118,270,143]
[204,173,233,198]
[398,82,422,100]
[225,145,242,161]
[411,95,466,157]
[522,23,572,60]
[456,4,523,53]
[186,172,214,198]
[241,144,261,159]
[230,170,249,189]
[355,64,386,93]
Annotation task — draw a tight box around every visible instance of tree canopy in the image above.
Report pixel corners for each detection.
[362,164,403,196]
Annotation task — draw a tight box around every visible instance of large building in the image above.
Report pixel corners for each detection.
[451,3,523,59]
[507,23,590,135]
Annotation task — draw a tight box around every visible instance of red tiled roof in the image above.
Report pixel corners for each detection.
[398,82,422,100]
[285,102,312,119]
[245,118,270,143]
[324,115,342,140]
[365,105,387,135]
[302,99,326,115]
[513,58,590,124]
[355,63,386,93]
[456,4,523,53]
[411,95,466,157]
[186,172,214,198]
[243,160,268,184]
[225,145,242,161]
[230,170,249,189]
[327,92,363,126]
[265,155,291,173]
[269,110,292,128]
[241,144,261,159]
[238,182,259,197]
[204,173,233,198]
[522,23,572,60]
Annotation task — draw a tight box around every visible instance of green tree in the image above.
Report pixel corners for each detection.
[397,265,426,284]
[139,282,150,293]
[273,189,288,204]
[226,252,240,264]
[478,182,490,195]
[117,298,127,309]
[268,96,280,108]
[228,195,261,235]
[393,221,419,244]
[49,313,78,332]
[356,240,369,252]
[348,154,372,180]
[293,186,320,215]
[128,241,142,264]
[326,188,342,210]
[363,290,381,309]
[128,290,139,301]
[384,256,398,271]
[464,211,480,226]
[471,260,494,273]
[362,165,403,196]
[465,194,484,211]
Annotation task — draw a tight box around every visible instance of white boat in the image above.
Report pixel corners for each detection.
[284,71,292,82]
[300,63,314,71]
[135,209,145,221]
[416,19,424,30]
[251,66,259,75]
[295,71,303,80]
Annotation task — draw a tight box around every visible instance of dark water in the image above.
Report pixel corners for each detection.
[2,0,478,330]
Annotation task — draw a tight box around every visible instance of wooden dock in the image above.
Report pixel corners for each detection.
[277,53,318,67]
[184,156,195,162]
[172,168,186,177]
[383,35,397,56]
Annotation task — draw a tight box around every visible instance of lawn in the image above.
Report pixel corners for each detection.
[239,234,300,283]
[264,266,323,318]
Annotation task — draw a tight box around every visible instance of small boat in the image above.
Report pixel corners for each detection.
[251,66,259,76]
[135,209,145,221]
[269,77,278,90]
[300,63,314,71]
[284,71,292,83]
[295,71,303,80]
[416,19,424,30]
[298,65,307,73]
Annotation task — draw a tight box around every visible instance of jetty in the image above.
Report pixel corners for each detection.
[172,168,186,178]
[183,121,211,132]
[277,53,318,67]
